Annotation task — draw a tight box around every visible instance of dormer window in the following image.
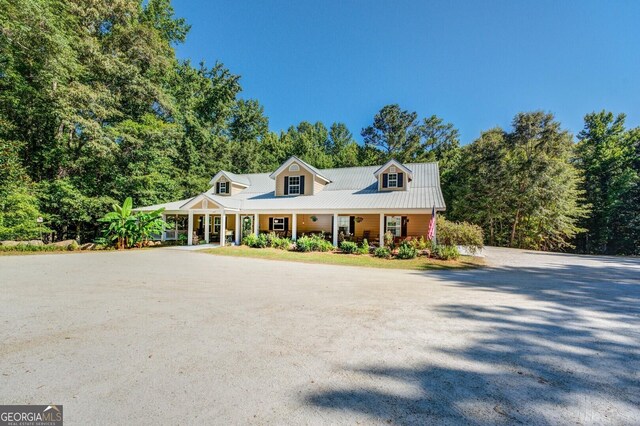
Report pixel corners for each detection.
[288,176,301,195]
[217,181,228,194]
[374,159,413,191]
[387,173,398,188]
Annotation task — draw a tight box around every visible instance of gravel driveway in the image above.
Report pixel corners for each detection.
[1,247,639,424]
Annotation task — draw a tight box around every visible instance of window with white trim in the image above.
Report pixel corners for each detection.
[218,181,228,194]
[386,216,402,237]
[387,173,398,188]
[337,216,350,235]
[273,217,285,231]
[288,176,301,195]
[214,216,221,234]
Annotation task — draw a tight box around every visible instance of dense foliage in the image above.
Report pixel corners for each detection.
[98,197,165,248]
[295,234,334,252]
[435,216,484,254]
[1,1,638,253]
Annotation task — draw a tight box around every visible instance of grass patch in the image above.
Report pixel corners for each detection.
[201,246,485,270]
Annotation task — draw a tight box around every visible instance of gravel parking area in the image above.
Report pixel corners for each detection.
[1,247,639,424]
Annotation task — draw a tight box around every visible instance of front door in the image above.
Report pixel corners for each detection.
[241,215,253,240]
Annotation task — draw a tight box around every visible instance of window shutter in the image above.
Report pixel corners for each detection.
[349,216,355,235]
[383,216,387,233]
[299,175,305,194]
[269,217,273,231]
[284,217,289,233]
[401,216,408,237]
[398,172,404,187]
[284,176,289,195]
[382,173,388,188]
[216,182,220,193]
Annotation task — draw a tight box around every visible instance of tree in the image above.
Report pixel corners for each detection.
[575,111,637,254]
[361,104,460,164]
[451,112,588,251]
[328,123,359,167]
[98,197,165,249]
[361,104,422,162]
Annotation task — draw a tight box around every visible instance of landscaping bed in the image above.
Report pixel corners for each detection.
[202,245,484,270]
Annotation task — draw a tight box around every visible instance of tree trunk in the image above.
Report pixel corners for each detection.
[489,217,495,246]
[510,210,519,247]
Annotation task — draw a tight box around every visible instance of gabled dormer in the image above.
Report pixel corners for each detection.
[269,156,331,196]
[209,171,250,196]
[374,159,413,191]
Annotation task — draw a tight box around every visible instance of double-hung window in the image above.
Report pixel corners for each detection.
[337,216,350,235]
[214,216,221,234]
[387,173,398,188]
[218,182,228,194]
[386,216,402,237]
[288,176,301,195]
[273,217,285,231]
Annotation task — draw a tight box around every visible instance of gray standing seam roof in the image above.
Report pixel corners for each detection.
[136,162,445,212]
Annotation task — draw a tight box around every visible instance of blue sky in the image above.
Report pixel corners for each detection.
[173,0,640,144]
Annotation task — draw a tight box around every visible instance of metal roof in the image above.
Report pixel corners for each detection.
[136,162,445,212]
[208,170,250,186]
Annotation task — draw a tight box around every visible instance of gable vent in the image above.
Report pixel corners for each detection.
[289,164,300,172]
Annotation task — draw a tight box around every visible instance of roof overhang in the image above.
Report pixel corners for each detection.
[373,159,413,179]
[269,156,331,183]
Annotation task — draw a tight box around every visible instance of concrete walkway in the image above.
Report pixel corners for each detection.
[162,242,220,251]
[0,247,638,424]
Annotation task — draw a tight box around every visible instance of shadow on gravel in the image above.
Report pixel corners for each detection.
[305,261,640,424]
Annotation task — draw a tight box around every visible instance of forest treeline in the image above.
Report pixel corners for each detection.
[1,0,638,254]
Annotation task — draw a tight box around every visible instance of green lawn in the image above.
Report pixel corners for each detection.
[201,246,485,271]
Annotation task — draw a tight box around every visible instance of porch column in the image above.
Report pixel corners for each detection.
[187,210,194,245]
[204,213,210,243]
[235,213,241,245]
[220,212,226,246]
[292,213,297,241]
[332,213,338,247]
[379,213,385,247]
[161,214,166,241]
[254,213,259,236]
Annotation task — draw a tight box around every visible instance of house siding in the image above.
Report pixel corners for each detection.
[313,175,326,194]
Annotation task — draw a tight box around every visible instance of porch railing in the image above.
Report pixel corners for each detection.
[164,229,187,240]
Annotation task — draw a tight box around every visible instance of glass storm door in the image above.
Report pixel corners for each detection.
[241,215,253,240]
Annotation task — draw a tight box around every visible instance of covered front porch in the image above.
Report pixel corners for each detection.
[248,211,434,247]
[166,210,433,247]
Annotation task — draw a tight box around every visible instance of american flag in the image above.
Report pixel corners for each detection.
[427,205,436,240]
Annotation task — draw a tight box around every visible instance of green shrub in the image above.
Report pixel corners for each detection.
[0,244,61,252]
[396,242,417,259]
[242,234,259,247]
[405,236,429,250]
[296,234,333,252]
[433,244,460,260]
[374,246,391,258]
[255,233,268,248]
[358,239,370,255]
[271,236,292,250]
[384,231,395,249]
[436,216,483,254]
[340,241,358,254]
